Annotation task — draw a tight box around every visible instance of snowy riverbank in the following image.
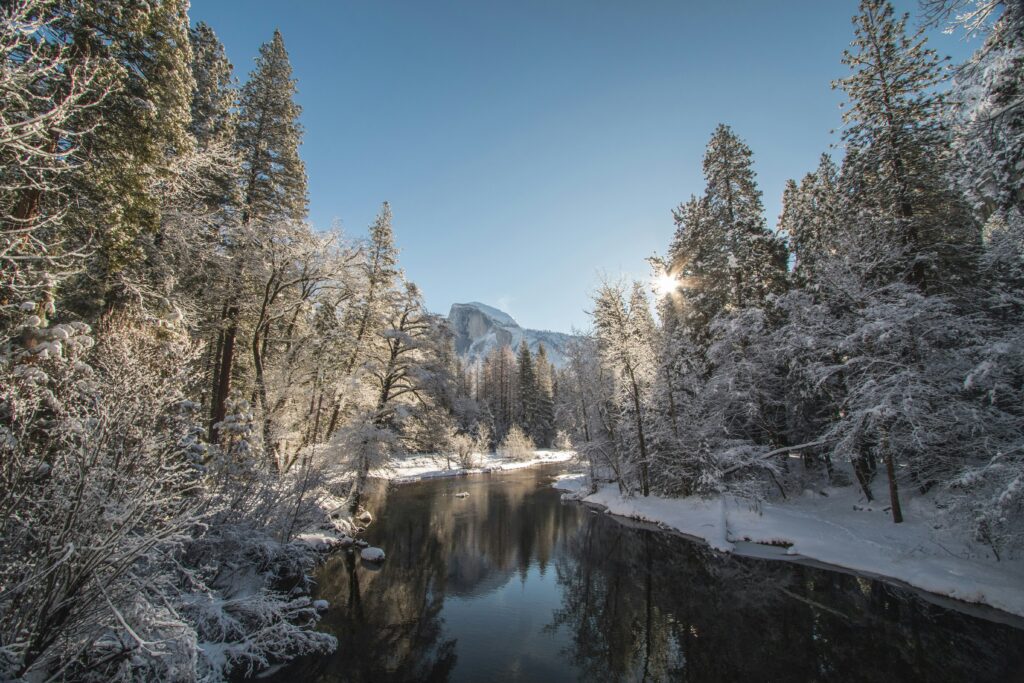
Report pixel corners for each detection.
[378,449,576,484]
[554,474,1024,619]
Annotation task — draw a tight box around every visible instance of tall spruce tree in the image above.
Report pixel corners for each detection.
[516,340,537,436]
[834,0,976,287]
[779,154,842,286]
[190,23,236,148]
[210,29,307,442]
[236,29,307,224]
[667,194,723,345]
[189,22,239,209]
[533,343,556,447]
[702,124,789,309]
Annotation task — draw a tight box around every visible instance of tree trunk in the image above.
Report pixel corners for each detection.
[882,426,903,523]
[627,366,650,497]
[209,305,238,443]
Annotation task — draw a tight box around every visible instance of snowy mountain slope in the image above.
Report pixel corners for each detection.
[447,302,576,368]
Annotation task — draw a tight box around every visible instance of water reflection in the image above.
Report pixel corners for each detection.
[273,468,1024,682]
[549,516,1024,682]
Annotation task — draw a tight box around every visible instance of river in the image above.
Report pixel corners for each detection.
[270,465,1024,682]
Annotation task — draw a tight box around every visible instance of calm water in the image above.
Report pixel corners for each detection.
[273,466,1024,682]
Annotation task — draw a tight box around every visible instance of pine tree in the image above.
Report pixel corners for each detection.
[190,23,236,147]
[188,22,239,212]
[0,1,106,326]
[480,345,517,443]
[516,340,537,437]
[36,0,197,308]
[702,124,789,309]
[533,343,556,447]
[236,29,307,224]
[948,0,1024,221]
[834,0,976,287]
[667,194,724,345]
[779,154,842,285]
[210,29,308,442]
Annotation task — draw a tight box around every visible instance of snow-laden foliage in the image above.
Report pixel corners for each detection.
[496,425,535,462]
[0,312,338,681]
[559,0,1024,560]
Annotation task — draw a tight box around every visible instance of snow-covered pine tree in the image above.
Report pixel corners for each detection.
[779,154,843,286]
[834,0,977,289]
[480,344,517,443]
[0,0,106,330]
[210,29,308,442]
[72,0,195,295]
[702,124,789,310]
[947,0,1024,223]
[188,22,240,212]
[667,194,723,346]
[236,29,307,225]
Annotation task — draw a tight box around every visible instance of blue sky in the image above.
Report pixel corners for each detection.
[190,0,978,333]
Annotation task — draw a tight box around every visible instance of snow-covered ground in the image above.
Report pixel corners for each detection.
[379,449,575,484]
[554,475,1024,618]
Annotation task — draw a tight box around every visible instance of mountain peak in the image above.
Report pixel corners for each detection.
[449,302,518,328]
[447,302,575,367]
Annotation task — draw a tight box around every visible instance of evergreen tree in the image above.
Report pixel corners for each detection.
[702,124,789,309]
[667,194,723,345]
[188,22,239,213]
[533,343,556,447]
[834,0,976,287]
[236,29,307,224]
[480,345,517,443]
[190,23,236,147]
[779,154,843,286]
[516,339,537,437]
[36,0,197,308]
[210,29,308,442]
[0,1,106,326]
[947,0,1024,221]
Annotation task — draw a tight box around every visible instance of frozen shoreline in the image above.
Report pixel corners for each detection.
[377,449,576,484]
[554,474,1024,619]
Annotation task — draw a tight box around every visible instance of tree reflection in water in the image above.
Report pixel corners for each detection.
[271,468,1024,682]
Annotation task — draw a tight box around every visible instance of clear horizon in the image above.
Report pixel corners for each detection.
[190,0,978,333]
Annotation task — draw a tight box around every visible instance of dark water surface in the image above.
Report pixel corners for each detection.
[273,466,1024,682]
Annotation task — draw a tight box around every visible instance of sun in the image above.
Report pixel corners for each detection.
[653,271,680,297]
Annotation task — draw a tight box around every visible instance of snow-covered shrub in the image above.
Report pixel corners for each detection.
[0,311,339,681]
[554,429,573,450]
[474,423,493,454]
[451,432,478,469]
[0,315,203,680]
[497,425,535,462]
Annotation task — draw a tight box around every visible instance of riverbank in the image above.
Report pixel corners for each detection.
[554,474,1024,619]
[378,449,576,484]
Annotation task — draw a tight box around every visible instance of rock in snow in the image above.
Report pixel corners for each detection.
[360,547,386,563]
